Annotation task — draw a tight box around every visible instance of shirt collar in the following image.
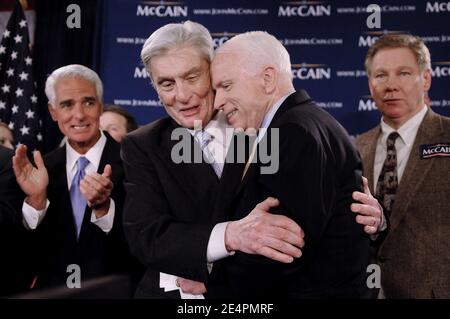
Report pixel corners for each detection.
[258,90,295,142]
[187,111,230,141]
[380,105,427,147]
[66,130,106,173]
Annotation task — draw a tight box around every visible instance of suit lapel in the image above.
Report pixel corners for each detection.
[212,133,249,222]
[78,133,123,242]
[358,127,381,193]
[157,121,219,211]
[387,110,442,234]
[47,146,79,242]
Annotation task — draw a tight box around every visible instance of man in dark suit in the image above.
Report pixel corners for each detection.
[206,31,370,298]
[1,145,34,296]
[13,65,138,291]
[355,34,450,298]
[122,21,305,298]
[1,145,20,226]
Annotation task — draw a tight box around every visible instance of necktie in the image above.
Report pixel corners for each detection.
[375,132,400,218]
[196,130,223,178]
[70,156,90,238]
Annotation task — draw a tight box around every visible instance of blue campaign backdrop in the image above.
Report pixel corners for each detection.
[98,0,450,136]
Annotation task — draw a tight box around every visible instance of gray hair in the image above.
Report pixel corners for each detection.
[141,20,214,82]
[216,31,292,80]
[45,64,103,107]
[365,34,431,76]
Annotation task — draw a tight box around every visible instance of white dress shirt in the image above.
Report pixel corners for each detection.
[373,106,427,190]
[22,131,115,233]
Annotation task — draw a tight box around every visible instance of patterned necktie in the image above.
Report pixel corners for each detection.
[197,130,223,178]
[375,132,400,218]
[70,156,90,239]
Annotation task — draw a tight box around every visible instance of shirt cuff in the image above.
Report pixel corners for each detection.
[22,199,49,230]
[207,222,235,263]
[91,198,115,233]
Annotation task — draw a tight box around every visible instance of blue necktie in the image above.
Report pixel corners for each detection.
[197,130,223,178]
[70,156,90,239]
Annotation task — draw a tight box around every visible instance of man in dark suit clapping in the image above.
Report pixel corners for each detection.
[12,65,138,291]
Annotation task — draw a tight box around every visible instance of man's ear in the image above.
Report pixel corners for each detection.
[422,69,432,92]
[48,103,57,122]
[262,66,277,94]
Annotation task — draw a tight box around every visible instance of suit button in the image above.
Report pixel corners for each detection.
[379,256,386,263]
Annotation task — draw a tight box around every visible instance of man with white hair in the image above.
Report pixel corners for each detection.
[206,31,370,298]
[13,64,138,290]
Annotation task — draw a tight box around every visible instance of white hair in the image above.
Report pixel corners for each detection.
[141,21,214,82]
[45,64,103,107]
[216,31,292,80]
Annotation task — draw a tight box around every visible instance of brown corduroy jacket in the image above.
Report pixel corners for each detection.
[355,109,450,298]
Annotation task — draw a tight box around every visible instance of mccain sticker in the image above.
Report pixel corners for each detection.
[420,143,450,159]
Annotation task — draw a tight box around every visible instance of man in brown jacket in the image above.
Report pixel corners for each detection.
[355,34,450,298]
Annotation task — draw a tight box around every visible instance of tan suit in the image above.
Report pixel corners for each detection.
[355,109,450,298]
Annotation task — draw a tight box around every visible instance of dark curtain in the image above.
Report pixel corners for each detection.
[33,0,104,153]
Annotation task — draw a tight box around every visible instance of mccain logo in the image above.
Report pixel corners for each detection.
[421,143,450,159]
[431,62,450,78]
[278,1,331,17]
[426,1,450,12]
[291,63,331,80]
[357,31,404,47]
[137,1,188,17]
[358,96,378,111]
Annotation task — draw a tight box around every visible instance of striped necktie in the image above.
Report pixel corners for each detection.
[197,130,222,178]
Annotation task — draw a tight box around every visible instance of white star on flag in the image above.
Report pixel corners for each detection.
[14,35,22,43]
[19,71,28,80]
[1,1,42,150]
[20,125,30,135]
[15,88,24,97]
[37,133,43,141]
[1,84,10,93]
[25,109,35,119]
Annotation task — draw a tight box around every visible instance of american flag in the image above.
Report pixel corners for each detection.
[0,0,41,150]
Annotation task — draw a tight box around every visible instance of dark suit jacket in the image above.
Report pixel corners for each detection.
[122,118,225,298]
[0,145,22,225]
[31,132,136,290]
[208,90,370,298]
[355,109,450,298]
[0,146,34,296]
